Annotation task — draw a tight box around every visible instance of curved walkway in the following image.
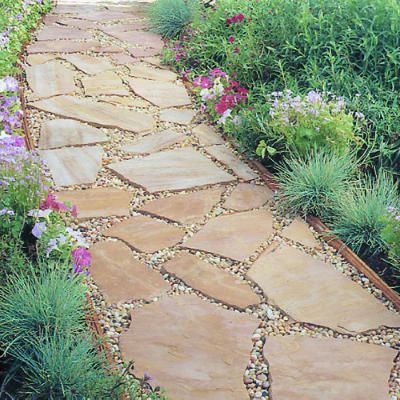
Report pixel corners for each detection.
[25,2,400,399]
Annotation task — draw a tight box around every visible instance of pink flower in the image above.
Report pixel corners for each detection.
[228,36,235,43]
[215,101,228,115]
[209,68,227,78]
[237,13,245,22]
[234,47,240,53]
[40,193,68,212]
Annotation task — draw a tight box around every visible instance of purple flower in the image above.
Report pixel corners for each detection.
[0,208,14,216]
[16,13,23,21]
[143,372,152,382]
[71,247,91,274]
[32,221,47,238]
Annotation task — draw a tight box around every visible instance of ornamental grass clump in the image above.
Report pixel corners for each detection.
[381,208,400,276]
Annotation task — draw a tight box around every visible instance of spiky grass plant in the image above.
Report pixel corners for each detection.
[276,150,358,219]
[149,0,200,38]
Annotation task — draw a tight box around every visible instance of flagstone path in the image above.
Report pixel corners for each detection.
[25,2,400,399]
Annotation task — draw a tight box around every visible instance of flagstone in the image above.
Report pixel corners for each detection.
[26,54,58,65]
[160,108,196,125]
[103,215,185,253]
[128,63,177,81]
[247,244,400,333]
[40,146,103,187]
[282,217,319,248]
[36,25,92,41]
[205,145,258,181]
[192,123,225,146]
[184,209,274,262]
[55,17,99,29]
[264,335,397,400]
[26,60,77,99]
[128,47,160,58]
[99,95,150,108]
[140,187,224,224]
[164,253,260,309]
[91,45,123,53]
[100,21,149,35]
[90,240,169,303]
[39,119,108,149]
[120,294,259,400]
[110,30,163,50]
[223,183,273,211]
[77,10,137,21]
[128,78,191,108]
[82,70,129,96]
[57,187,131,220]
[108,148,235,193]
[110,53,139,65]
[27,40,100,54]
[142,56,164,68]
[63,53,114,75]
[31,95,155,133]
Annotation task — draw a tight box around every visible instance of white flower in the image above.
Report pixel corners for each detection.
[28,209,52,218]
[217,109,232,125]
[0,79,7,93]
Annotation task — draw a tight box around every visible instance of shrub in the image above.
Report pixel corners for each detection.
[149,0,200,38]
[276,150,358,219]
[381,208,400,271]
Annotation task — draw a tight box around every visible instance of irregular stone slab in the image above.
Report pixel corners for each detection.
[224,183,273,211]
[128,78,191,108]
[90,241,169,303]
[40,146,103,187]
[103,215,185,253]
[282,217,319,248]
[39,119,108,149]
[27,40,100,54]
[100,22,149,35]
[142,56,164,68]
[31,95,155,133]
[128,47,160,58]
[164,254,260,309]
[36,25,92,41]
[78,10,136,22]
[122,129,184,154]
[91,45,123,53]
[26,54,58,65]
[55,17,99,30]
[140,187,223,224]
[57,187,131,220]
[192,124,225,146]
[247,245,400,332]
[120,294,259,400]
[108,148,235,193]
[26,60,77,99]
[82,70,129,96]
[110,31,163,50]
[265,335,397,400]
[128,63,177,81]
[185,209,274,261]
[160,108,196,125]
[63,53,114,75]
[206,145,257,181]
[110,53,138,65]
[99,95,150,108]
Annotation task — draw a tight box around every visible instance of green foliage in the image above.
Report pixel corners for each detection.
[381,208,400,271]
[276,150,358,219]
[149,0,200,38]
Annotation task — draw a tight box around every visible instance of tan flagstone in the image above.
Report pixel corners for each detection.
[40,146,103,187]
[91,45,123,53]
[247,244,400,332]
[57,187,131,220]
[264,335,397,400]
[120,294,259,400]
[109,30,163,50]
[128,63,177,81]
[192,123,225,146]
[108,148,235,193]
[164,253,260,309]
[103,215,185,253]
[282,217,320,248]
[128,47,160,58]
[223,183,273,211]
[63,53,114,75]
[110,53,139,65]
[78,10,137,22]
[31,95,155,133]
[82,70,129,96]
[159,108,196,125]
[90,240,169,303]
[55,17,99,29]
[26,54,58,66]
[184,209,274,262]
[100,21,149,35]
[36,25,92,41]
[27,40,100,54]
[98,95,150,108]
[142,56,164,68]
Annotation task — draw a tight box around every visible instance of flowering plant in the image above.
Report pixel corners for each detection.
[381,207,400,269]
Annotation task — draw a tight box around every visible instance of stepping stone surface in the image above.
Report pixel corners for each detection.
[140,187,223,224]
[82,70,129,96]
[247,245,400,332]
[111,31,163,50]
[26,53,58,65]
[120,294,259,400]
[128,63,177,81]
[36,25,92,41]
[110,53,138,65]
[90,241,169,303]
[27,40,100,54]
[39,119,108,149]
[164,253,260,309]
[40,146,103,187]
[160,108,196,125]
[100,22,149,35]
[282,217,319,248]
[264,335,397,400]
[103,215,185,253]
[128,78,191,108]
[224,183,273,211]
[192,124,225,146]
[185,209,274,261]
[63,53,114,75]
[31,95,155,133]
[57,187,131,220]
[108,148,235,193]
[129,47,160,58]
[99,95,149,108]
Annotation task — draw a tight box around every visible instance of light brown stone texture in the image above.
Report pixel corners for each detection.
[100,22,149,35]
[110,31,163,50]
[26,60,77,99]
[103,215,185,253]
[247,245,400,333]
[224,183,273,211]
[63,53,114,75]
[206,145,258,181]
[128,63,177,81]
[40,146,103,187]
[264,335,397,400]
[36,25,92,41]
[99,95,150,108]
[122,129,184,154]
[120,294,259,400]
[159,108,196,125]
[128,47,160,58]
[282,217,320,248]
[90,240,169,303]
[39,119,108,149]
[26,54,58,65]
[79,10,137,22]
[82,70,129,96]
[108,148,235,193]
[54,17,99,29]
[192,123,225,146]
[110,53,138,65]
[127,78,191,108]
[184,209,274,262]
[57,188,131,220]
[164,254,260,309]
[140,187,224,224]
[31,95,155,133]
[27,40,100,54]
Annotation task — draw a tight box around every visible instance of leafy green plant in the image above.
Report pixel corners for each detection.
[381,208,400,274]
